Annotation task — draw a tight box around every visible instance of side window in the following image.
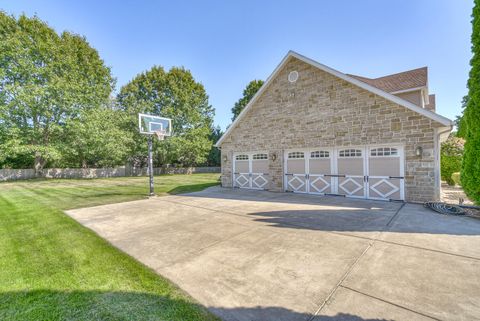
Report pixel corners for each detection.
[339,149,362,157]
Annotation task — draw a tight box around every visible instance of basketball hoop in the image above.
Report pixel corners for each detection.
[154,129,167,141]
[138,113,172,196]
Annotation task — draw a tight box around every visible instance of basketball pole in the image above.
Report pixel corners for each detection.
[148,135,154,196]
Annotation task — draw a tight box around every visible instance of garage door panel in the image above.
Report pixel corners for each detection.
[337,159,363,176]
[234,152,269,190]
[308,158,333,194]
[369,157,400,177]
[235,161,249,173]
[368,177,402,200]
[287,159,305,174]
[367,147,404,200]
[251,173,269,189]
[309,159,331,174]
[285,152,309,193]
[309,175,333,194]
[252,160,268,174]
[337,149,365,198]
[286,174,308,193]
[338,177,365,198]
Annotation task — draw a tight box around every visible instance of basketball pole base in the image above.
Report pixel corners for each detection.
[148,135,154,196]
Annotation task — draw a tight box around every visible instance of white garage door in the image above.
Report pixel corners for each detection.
[285,150,334,194]
[284,146,404,201]
[233,152,269,190]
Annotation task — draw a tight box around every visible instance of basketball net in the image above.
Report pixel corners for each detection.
[154,129,167,141]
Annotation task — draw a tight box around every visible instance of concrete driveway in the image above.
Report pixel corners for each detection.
[67,187,480,321]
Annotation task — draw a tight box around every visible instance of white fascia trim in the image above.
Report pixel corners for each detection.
[216,51,453,147]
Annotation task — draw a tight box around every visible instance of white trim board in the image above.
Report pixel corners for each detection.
[216,51,453,147]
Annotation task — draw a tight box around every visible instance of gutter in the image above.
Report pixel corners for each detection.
[437,126,452,143]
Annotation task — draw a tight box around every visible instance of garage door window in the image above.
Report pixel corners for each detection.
[235,154,249,160]
[370,147,398,157]
[339,149,362,157]
[310,150,330,158]
[253,153,268,160]
[288,152,304,159]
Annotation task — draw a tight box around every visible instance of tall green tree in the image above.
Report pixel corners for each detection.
[60,104,134,168]
[206,126,223,166]
[0,12,114,171]
[455,96,468,138]
[231,79,264,121]
[461,0,480,204]
[117,66,215,166]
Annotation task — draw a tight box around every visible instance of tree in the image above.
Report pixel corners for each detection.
[441,135,465,186]
[461,0,480,204]
[231,80,264,121]
[117,66,215,167]
[0,12,114,171]
[206,126,223,166]
[455,96,468,138]
[60,104,134,168]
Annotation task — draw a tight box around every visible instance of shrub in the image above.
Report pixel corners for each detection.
[452,172,461,186]
[441,136,464,186]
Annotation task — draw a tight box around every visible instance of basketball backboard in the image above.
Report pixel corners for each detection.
[138,113,172,136]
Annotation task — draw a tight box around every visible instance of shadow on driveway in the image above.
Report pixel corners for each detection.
[178,187,480,236]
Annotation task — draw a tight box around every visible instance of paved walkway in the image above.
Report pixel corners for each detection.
[67,187,480,321]
[441,182,474,205]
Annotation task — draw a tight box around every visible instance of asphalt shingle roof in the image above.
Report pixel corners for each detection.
[347,67,428,93]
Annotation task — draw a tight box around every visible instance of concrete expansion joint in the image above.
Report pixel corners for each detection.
[380,203,480,261]
[309,242,373,320]
[311,202,413,320]
[385,202,406,227]
[377,239,480,261]
[338,285,442,321]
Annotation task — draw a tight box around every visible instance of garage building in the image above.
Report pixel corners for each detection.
[216,51,453,202]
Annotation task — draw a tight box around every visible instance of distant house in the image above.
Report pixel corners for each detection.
[216,51,453,202]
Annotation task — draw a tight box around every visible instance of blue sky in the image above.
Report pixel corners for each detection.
[1,1,473,130]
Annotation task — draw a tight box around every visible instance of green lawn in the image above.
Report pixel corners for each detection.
[0,173,221,321]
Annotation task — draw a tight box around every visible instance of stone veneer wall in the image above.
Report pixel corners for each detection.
[219,57,444,202]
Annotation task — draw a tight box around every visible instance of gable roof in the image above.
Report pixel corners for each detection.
[347,67,427,93]
[216,51,453,147]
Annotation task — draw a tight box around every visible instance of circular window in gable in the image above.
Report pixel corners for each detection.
[288,70,299,83]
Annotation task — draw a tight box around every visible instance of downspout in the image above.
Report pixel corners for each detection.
[434,126,453,200]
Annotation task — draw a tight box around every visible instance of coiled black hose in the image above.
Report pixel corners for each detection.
[424,202,466,216]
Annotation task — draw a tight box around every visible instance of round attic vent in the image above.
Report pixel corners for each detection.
[288,71,299,83]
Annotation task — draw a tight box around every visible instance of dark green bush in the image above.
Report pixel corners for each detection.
[441,136,464,186]
[451,172,461,186]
